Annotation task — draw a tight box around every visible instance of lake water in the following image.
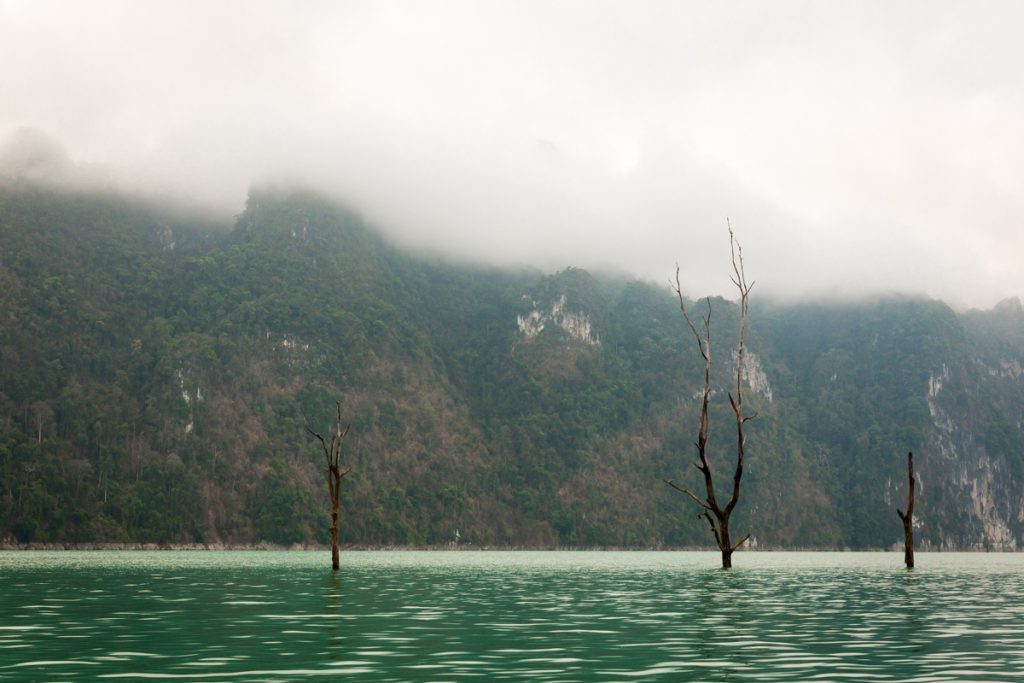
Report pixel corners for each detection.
[1,551,1023,681]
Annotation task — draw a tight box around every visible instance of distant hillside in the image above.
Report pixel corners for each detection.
[2,182,1023,549]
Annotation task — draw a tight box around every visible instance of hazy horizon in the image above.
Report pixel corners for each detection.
[2,1,1023,308]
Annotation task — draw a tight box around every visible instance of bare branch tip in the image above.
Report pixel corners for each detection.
[732,534,751,552]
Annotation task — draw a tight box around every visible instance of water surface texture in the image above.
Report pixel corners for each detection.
[1,551,1023,681]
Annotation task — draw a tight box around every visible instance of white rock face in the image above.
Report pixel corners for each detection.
[517,295,599,346]
[928,364,948,397]
[929,362,1019,549]
[999,359,1022,379]
[156,222,176,251]
[927,365,955,434]
[962,460,1017,549]
[177,369,203,435]
[741,352,773,402]
[177,369,202,405]
[517,310,546,338]
[279,337,310,351]
[979,357,1023,379]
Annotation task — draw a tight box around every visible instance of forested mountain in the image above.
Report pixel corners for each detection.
[2,182,1023,549]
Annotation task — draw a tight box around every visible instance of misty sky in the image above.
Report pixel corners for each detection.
[1,1,1023,308]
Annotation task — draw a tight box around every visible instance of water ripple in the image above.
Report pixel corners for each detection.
[2,551,1024,681]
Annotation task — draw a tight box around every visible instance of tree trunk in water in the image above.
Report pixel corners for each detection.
[897,451,915,569]
[330,467,342,571]
[903,522,913,569]
[719,522,733,569]
[307,405,351,572]
[330,508,340,571]
[663,227,754,571]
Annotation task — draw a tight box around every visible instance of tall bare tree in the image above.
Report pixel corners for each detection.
[306,402,351,570]
[896,451,915,569]
[664,225,754,569]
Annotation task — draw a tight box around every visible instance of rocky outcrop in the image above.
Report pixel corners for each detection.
[517,294,600,346]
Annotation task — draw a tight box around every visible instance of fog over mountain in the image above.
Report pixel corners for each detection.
[2,1,1023,307]
[3,182,1024,549]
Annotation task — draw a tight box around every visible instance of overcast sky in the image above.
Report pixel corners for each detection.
[1,1,1022,308]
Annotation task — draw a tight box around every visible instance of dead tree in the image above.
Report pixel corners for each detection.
[896,451,915,569]
[306,402,351,571]
[664,225,754,569]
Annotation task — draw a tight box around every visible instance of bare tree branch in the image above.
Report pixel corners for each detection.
[307,402,352,571]
[666,223,754,569]
[731,534,751,552]
[664,479,712,510]
[723,227,751,522]
[897,451,915,569]
[672,266,711,364]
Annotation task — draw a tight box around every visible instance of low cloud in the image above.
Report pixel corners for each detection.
[2,1,1022,307]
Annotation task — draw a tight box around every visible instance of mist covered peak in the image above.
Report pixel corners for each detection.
[993,297,1024,316]
[0,127,72,180]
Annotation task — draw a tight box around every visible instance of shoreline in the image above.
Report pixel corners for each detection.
[0,541,1017,552]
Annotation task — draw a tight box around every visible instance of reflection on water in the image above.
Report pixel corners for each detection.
[1,551,1024,681]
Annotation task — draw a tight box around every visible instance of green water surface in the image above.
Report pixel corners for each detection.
[1,551,1023,681]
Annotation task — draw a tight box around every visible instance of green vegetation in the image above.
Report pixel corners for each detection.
[2,182,1023,549]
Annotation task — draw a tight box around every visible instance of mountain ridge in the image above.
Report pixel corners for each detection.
[2,182,1022,550]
